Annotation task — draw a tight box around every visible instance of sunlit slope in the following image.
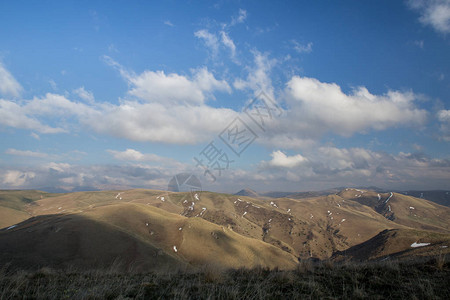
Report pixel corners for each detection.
[0,190,56,228]
[2,188,450,264]
[0,202,298,270]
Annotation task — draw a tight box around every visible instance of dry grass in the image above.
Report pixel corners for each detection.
[0,257,449,300]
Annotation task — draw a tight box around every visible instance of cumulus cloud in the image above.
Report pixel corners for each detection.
[105,55,231,106]
[85,102,236,143]
[0,60,235,144]
[407,0,450,33]
[257,146,450,190]
[2,170,36,187]
[0,62,22,97]
[0,162,189,191]
[284,76,427,137]
[0,99,65,133]
[262,150,307,168]
[108,149,182,166]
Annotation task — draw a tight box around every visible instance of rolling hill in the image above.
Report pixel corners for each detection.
[1,188,450,271]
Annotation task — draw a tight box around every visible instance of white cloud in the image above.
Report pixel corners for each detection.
[0,62,23,97]
[0,99,65,133]
[233,51,277,98]
[256,146,450,190]
[407,0,450,33]
[126,67,230,106]
[85,101,236,144]
[263,150,307,168]
[195,29,220,57]
[0,162,188,191]
[284,76,427,137]
[2,170,36,187]
[437,109,450,141]
[5,148,48,158]
[108,149,180,166]
[0,62,235,144]
[220,31,237,61]
[73,86,95,103]
[292,40,313,54]
[231,9,247,26]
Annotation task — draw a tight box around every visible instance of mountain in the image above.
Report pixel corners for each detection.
[234,188,260,198]
[1,188,449,271]
[398,190,450,207]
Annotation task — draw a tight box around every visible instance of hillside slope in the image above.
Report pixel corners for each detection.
[0,202,297,270]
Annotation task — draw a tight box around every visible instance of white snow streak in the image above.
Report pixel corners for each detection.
[411,242,430,248]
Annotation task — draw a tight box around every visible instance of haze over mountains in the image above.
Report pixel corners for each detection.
[1,187,449,271]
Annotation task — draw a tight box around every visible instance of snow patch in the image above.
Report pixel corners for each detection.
[200,207,206,216]
[385,192,393,204]
[6,225,17,230]
[242,212,247,217]
[179,227,182,231]
[411,242,430,248]
[341,219,346,223]
[409,206,415,210]
[377,194,381,201]
[194,193,199,200]
[173,246,178,252]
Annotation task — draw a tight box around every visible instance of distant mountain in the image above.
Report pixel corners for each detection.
[398,190,450,207]
[234,188,260,197]
[38,186,100,193]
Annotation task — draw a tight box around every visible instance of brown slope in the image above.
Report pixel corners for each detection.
[338,188,450,233]
[0,202,298,271]
[3,188,448,264]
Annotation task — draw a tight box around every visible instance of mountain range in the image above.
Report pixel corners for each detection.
[1,188,449,271]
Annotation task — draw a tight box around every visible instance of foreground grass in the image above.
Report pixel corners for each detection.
[1,258,449,299]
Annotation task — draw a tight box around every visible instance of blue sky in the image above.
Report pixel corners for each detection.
[0,0,449,192]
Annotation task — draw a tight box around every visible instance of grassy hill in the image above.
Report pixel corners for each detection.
[1,188,450,272]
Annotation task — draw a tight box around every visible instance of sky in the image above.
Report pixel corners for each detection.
[0,0,449,193]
